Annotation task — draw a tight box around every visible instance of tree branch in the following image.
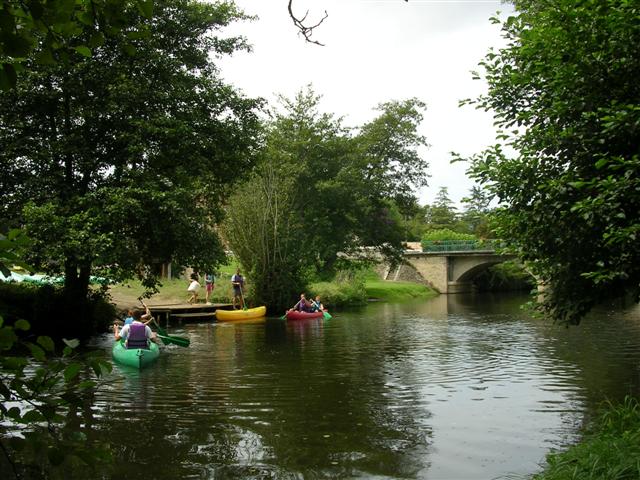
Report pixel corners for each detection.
[287,0,328,46]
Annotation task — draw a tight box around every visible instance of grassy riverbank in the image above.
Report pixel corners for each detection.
[363,273,437,302]
[108,266,436,310]
[533,396,640,480]
[108,263,239,309]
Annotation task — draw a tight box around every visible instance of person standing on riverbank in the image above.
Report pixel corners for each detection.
[204,272,215,305]
[231,268,245,309]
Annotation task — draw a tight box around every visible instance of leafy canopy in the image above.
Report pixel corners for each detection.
[0,0,153,89]
[223,87,429,310]
[464,0,640,323]
[0,0,262,301]
[0,315,112,476]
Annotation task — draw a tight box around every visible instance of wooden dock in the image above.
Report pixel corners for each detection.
[148,302,233,324]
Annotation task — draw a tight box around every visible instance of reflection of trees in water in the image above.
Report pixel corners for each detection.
[88,327,251,478]
[83,298,640,478]
[234,316,434,478]
[529,301,640,409]
[409,293,640,415]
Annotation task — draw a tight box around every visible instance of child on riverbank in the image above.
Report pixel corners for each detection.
[187,273,201,304]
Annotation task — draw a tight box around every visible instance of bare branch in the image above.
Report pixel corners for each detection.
[287,0,328,46]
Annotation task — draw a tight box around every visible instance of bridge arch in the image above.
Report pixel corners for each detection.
[403,251,517,294]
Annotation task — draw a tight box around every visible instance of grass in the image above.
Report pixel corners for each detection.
[533,396,640,480]
[308,268,436,307]
[365,277,436,302]
[362,269,436,302]
[107,262,240,309]
[108,263,437,310]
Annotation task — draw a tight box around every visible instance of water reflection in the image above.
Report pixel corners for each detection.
[76,295,640,479]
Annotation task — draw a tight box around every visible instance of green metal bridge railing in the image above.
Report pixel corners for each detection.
[420,239,504,253]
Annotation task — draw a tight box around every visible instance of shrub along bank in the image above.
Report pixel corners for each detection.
[0,282,115,340]
[534,397,640,480]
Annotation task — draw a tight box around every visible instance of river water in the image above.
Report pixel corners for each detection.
[87,293,640,479]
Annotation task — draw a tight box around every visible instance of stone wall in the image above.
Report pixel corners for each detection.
[405,256,448,293]
[375,261,438,291]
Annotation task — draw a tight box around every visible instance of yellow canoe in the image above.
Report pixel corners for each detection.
[215,306,267,321]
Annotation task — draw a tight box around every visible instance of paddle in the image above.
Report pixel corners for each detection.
[310,299,332,320]
[139,300,190,347]
[280,298,302,320]
[151,317,190,347]
[239,284,248,311]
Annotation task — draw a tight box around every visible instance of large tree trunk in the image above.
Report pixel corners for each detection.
[62,259,93,337]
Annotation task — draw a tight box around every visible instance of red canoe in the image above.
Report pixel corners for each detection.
[285,310,325,321]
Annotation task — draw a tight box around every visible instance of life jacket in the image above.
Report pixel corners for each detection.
[297,299,307,312]
[126,322,149,349]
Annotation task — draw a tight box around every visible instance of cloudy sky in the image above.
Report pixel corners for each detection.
[219,0,513,207]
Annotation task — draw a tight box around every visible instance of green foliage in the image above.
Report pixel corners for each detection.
[534,397,640,480]
[464,0,640,323]
[223,86,429,309]
[309,270,368,308]
[0,0,261,304]
[363,278,435,303]
[0,315,112,477]
[459,186,493,237]
[222,161,307,311]
[0,282,116,340]
[0,0,153,90]
[0,229,32,278]
[424,187,458,231]
[473,261,534,292]
[421,229,477,242]
[420,229,502,252]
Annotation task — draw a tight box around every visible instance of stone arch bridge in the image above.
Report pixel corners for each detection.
[396,249,518,294]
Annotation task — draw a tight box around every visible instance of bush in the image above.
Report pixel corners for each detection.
[0,282,115,340]
[534,397,640,480]
[309,270,368,308]
[422,229,477,242]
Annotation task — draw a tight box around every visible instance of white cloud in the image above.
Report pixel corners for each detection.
[219,0,513,207]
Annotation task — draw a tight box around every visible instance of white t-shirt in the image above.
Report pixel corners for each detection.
[188,280,200,292]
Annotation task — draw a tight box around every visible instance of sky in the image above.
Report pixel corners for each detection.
[218,0,513,208]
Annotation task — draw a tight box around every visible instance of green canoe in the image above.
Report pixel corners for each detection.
[112,340,160,369]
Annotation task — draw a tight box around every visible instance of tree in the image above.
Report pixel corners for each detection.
[223,87,429,309]
[0,0,153,89]
[222,159,307,309]
[459,186,492,237]
[424,186,458,231]
[464,0,640,323]
[0,0,261,311]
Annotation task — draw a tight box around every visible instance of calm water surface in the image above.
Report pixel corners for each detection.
[87,293,640,479]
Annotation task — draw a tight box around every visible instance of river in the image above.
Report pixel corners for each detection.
[86,293,640,479]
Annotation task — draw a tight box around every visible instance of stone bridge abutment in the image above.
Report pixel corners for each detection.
[402,251,517,294]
